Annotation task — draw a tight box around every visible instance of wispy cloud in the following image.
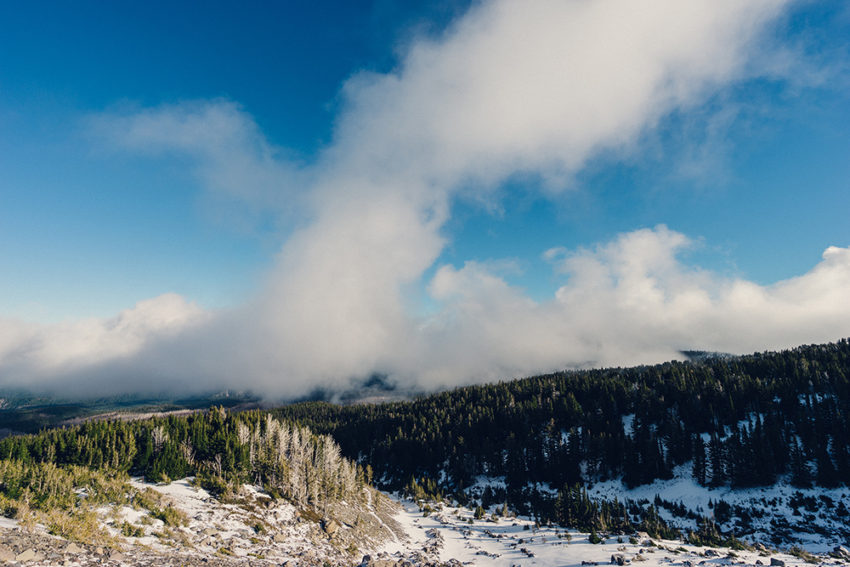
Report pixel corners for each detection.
[5,0,846,399]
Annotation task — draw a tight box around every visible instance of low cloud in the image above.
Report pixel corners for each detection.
[4,0,846,399]
[408,227,850,389]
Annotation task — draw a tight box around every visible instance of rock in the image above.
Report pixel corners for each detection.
[755,561,763,565]
[0,544,14,562]
[682,561,693,567]
[322,518,340,537]
[274,532,288,543]
[611,553,626,565]
[110,551,126,562]
[64,542,83,554]
[835,546,850,559]
[769,559,785,567]
[203,527,218,536]
[704,549,719,557]
[15,548,43,562]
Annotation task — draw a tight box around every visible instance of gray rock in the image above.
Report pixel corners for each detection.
[704,549,719,557]
[611,553,626,565]
[769,559,785,567]
[64,542,84,554]
[273,532,288,543]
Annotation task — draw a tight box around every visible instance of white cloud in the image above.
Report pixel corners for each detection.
[0,294,207,393]
[88,100,308,229]
[5,0,845,399]
[407,227,850,389]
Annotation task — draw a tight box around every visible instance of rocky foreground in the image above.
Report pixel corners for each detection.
[0,479,849,567]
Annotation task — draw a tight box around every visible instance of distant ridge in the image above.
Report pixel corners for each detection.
[678,349,736,362]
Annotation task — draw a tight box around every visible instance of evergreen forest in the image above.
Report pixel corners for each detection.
[0,339,848,543]
[274,340,850,511]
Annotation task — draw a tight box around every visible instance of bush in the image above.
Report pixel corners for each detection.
[151,504,188,527]
[589,528,603,544]
[121,521,145,538]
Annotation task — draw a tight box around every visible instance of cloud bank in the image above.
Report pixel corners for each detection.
[4,0,848,398]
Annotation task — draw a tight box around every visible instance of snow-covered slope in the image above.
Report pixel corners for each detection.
[589,466,850,552]
[1,478,847,566]
[374,498,849,567]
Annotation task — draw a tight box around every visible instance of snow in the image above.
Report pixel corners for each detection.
[5,475,843,566]
[589,465,850,552]
[622,414,635,436]
[380,495,841,567]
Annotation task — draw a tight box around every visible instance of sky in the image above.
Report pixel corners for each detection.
[1,0,849,398]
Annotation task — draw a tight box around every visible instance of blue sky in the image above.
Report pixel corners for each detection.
[1,1,850,396]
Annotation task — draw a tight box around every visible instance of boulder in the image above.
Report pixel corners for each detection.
[274,532,288,543]
[15,548,44,562]
[322,518,341,537]
[611,553,626,565]
[704,549,719,557]
[64,542,84,554]
[769,559,785,567]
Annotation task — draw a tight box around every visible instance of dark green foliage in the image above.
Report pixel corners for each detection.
[0,408,369,510]
[273,339,850,496]
[553,484,634,534]
[270,339,850,534]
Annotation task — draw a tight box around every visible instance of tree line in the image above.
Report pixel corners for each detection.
[0,408,371,510]
[275,339,850,505]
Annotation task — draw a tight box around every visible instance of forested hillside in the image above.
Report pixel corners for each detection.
[275,340,850,506]
[1,340,848,546]
[0,408,370,511]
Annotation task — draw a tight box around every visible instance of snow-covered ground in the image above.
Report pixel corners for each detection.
[2,478,848,566]
[379,497,850,567]
[589,466,850,552]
